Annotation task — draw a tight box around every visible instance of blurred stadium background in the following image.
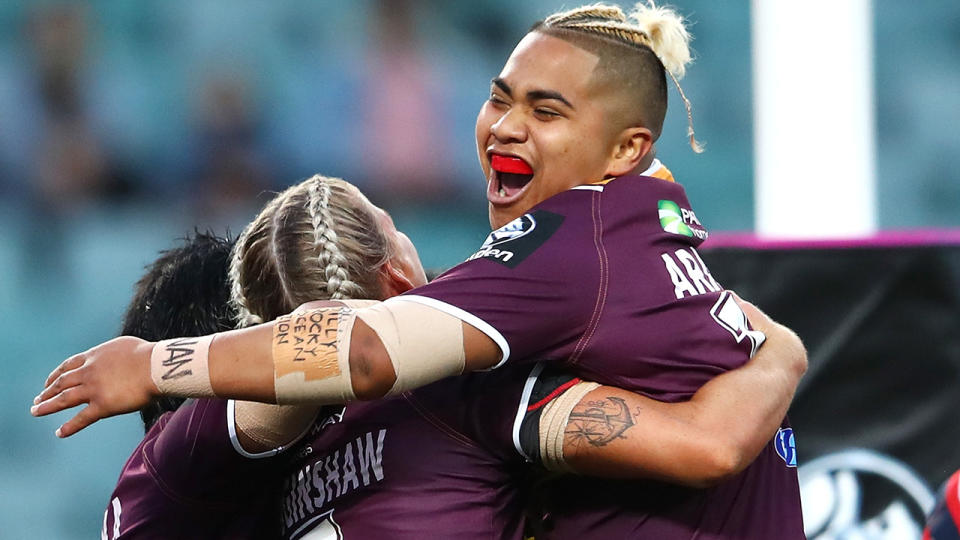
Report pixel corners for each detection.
[0,1,957,538]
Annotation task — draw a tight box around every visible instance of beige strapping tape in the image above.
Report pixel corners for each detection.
[272,308,356,404]
[540,381,601,472]
[233,400,320,450]
[150,335,215,397]
[355,300,465,397]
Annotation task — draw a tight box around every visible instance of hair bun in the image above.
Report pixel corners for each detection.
[629,1,693,80]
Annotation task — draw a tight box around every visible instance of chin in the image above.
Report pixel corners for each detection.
[488,207,514,230]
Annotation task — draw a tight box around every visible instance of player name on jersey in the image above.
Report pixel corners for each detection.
[660,246,721,299]
[282,429,386,532]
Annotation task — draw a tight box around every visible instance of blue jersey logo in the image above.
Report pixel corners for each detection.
[775,428,797,467]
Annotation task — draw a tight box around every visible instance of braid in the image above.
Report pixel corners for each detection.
[306,176,359,300]
[228,222,259,327]
[229,189,290,327]
[560,19,652,49]
[232,175,394,323]
[544,4,626,26]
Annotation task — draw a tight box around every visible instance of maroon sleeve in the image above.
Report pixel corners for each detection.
[142,398,280,505]
[104,400,285,539]
[395,197,602,368]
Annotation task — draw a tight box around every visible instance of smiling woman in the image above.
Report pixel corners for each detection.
[474,4,701,230]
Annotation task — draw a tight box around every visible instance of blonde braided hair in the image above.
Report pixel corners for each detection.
[229,175,393,327]
[306,178,359,300]
[229,186,289,327]
[540,2,703,152]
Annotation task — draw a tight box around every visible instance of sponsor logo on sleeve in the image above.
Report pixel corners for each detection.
[775,427,798,467]
[467,210,564,268]
[658,200,708,240]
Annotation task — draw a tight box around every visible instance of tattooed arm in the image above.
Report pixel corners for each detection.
[559,299,806,487]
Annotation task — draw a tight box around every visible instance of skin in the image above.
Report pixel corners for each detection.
[367,194,429,293]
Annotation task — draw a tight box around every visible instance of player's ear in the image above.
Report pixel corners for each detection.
[604,126,653,177]
[378,260,416,297]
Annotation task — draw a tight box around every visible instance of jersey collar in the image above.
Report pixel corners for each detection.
[590,158,676,185]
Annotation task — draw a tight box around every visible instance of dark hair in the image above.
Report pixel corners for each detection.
[120,231,236,431]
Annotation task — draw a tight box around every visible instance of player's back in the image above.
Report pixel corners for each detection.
[408,171,759,394]
[402,168,803,537]
[277,364,535,540]
[103,399,282,539]
[533,174,803,538]
[556,174,758,396]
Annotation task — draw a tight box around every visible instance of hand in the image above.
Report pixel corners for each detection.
[31,336,159,437]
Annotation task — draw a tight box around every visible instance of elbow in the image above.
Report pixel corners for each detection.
[686,444,749,488]
[794,345,809,378]
[348,325,396,401]
[784,327,809,379]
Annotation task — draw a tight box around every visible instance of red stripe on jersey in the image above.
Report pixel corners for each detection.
[527,378,582,412]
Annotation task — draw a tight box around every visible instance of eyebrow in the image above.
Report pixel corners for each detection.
[491,77,575,110]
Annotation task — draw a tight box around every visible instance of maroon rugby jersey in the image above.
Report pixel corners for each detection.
[396,166,804,538]
[102,398,285,539]
[277,363,550,540]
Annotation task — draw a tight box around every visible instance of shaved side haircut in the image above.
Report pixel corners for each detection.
[531,2,701,150]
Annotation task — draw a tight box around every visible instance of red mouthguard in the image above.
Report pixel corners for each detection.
[491,155,533,175]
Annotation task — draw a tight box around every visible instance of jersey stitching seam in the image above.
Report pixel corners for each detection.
[401,392,481,450]
[569,190,609,364]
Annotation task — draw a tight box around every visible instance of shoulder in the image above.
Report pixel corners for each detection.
[144,399,285,497]
[596,175,693,212]
[594,176,709,244]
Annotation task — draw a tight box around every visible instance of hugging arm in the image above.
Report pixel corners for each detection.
[32,299,500,437]
[540,299,806,487]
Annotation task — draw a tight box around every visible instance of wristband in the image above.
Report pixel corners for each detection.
[150,335,216,397]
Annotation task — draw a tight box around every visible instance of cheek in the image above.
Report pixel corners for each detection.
[399,236,423,271]
[475,105,495,144]
[536,131,581,176]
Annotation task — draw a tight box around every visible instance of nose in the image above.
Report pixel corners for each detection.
[490,108,527,144]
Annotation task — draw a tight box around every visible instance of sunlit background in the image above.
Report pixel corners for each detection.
[1,1,957,537]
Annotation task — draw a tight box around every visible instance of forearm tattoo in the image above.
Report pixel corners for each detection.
[564,396,637,448]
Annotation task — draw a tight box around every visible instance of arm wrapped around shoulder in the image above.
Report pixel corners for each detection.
[271,301,467,404]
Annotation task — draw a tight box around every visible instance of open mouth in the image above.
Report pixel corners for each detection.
[490,155,534,199]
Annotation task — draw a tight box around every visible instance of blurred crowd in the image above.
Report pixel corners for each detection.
[0,1,540,225]
[0,0,957,237]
